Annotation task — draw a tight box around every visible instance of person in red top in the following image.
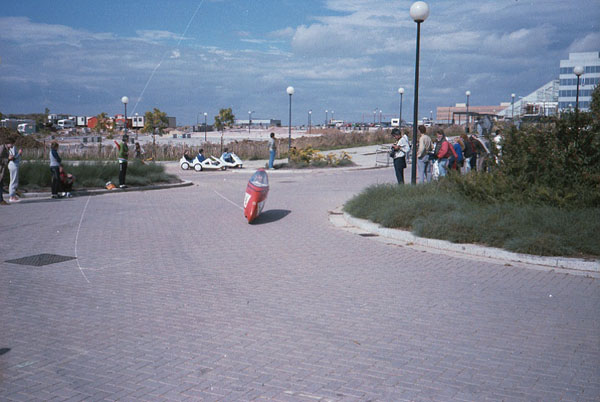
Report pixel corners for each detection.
[433,129,452,177]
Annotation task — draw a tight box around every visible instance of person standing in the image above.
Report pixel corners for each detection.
[134,142,143,160]
[416,125,433,183]
[114,134,129,188]
[7,140,22,202]
[433,130,451,177]
[0,140,9,205]
[49,141,62,199]
[391,128,410,184]
[460,133,473,174]
[268,132,276,169]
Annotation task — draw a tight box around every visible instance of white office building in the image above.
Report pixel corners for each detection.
[558,51,600,111]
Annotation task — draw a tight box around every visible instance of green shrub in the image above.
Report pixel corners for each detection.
[343,183,600,257]
[18,160,177,190]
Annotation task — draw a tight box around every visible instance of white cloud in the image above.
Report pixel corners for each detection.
[135,29,189,43]
[568,32,600,53]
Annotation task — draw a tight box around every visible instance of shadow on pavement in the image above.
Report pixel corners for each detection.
[252,209,291,224]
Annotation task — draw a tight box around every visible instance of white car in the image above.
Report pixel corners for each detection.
[179,155,226,171]
[218,152,243,168]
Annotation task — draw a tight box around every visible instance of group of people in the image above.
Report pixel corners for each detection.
[390,126,494,184]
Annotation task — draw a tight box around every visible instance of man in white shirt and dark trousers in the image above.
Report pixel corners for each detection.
[391,128,410,184]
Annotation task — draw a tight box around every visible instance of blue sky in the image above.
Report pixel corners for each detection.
[1,0,599,125]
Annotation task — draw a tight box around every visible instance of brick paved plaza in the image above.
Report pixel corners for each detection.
[1,166,599,401]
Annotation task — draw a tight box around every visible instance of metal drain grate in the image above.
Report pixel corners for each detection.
[5,254,76,267]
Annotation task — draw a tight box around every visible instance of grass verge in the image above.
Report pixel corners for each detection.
[17,160,178,190]
[343,182,600,258]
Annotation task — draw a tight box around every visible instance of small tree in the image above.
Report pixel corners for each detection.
[590,85,600,123]
[214,108,235,132]
[95,112,109,133]
[142,108,168,134]
[214,108,235,152]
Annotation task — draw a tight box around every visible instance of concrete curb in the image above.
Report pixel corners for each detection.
[341,211,600,274]
[15,180,193,201]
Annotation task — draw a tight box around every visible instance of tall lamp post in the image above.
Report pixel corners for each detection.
[287,86,294,160]
[248,111,252,136]
[331,110,335,124]
[373,109,376,125]
[465,90,471,133]
[574,65,584,115]
[511,93,515,120]
[398,87,404,127]
[410,1,429,185]
[379,109,382,129]
[325,110,328,128]
[204,112,207,142]
[121,96,129,136]
[308,110,312,134]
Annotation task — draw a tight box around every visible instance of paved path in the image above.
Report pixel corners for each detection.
[1,159,599,401]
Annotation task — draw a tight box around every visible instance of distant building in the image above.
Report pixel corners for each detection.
[558,51,600,111]
[436,104,504,125]
[235,118,281,127]
[131,113,144,129]
[497,80,559,119]
[1,118,35,130]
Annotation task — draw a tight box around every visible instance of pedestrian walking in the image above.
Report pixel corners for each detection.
[416,125,433,183]
[49,141,62,199]
[391,128,410,184]
[7,139,22,202]
[114,134,129,188]
[268,132,276,169]
[0,140,9,205]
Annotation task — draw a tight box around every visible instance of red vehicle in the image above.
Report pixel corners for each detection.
[243,169,269,223]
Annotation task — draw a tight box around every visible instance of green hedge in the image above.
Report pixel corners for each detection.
[344,182,600,257]
[18,160,177,190]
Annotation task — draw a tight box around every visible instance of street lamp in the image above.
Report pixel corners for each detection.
[308,110,312,134]
[325,109,328,127]
[410,1,429,185]
[511,93,515,120]
[465,90,471,133]
[373,109,376,124]
[398,87,404,127]
[248,110,252,136]
[204,112,207,142]
[331,110,335,124]
[574,65,584,114]
[121,96,129,135]
[287,86,294,159]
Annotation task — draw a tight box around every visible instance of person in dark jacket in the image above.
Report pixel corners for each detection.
[114,135,129,188]
[0,140,9,205]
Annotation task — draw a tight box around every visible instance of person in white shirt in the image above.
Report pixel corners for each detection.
[6,140,22,202]
[391,128,410,184]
